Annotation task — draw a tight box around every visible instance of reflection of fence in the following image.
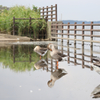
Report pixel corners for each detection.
[51,21,100,70]
[13,17,47,40]
[39,4,57,21]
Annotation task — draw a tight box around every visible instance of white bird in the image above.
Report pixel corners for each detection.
[34,59,48,70]
[34,46,48,59]
[91,84,100,98]
[47,43,67,68]
[47,68,67,88]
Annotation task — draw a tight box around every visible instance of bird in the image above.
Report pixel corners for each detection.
[47,68,67,88]
[91,84,100,98]
[47,43,67,68]
[34,59,48,70]
[34,46,48,59]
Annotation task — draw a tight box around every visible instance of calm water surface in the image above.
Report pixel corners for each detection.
[0,44,100,100]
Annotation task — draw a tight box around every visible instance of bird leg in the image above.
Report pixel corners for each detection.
[40,55,41,59]
[56,61,59,69]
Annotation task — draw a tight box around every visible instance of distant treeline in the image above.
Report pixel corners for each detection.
[62,20,100,24]
[0,5,10,12]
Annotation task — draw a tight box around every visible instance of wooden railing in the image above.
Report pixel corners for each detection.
[39,4,57,21]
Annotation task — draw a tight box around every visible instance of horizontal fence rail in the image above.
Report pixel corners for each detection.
[39,4,57,21]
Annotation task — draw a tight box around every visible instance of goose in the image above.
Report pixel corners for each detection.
[47,68,67,88]
[47,43,67,68]
[34,46,48,59]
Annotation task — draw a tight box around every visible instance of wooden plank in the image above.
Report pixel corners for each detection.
[51,28,100,31]
[51,23,100,26]
[51,37,100,43]
[51,32,100,37]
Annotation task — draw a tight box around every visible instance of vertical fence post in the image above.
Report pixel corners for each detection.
[46,6,48,22]
[13,17,15,35]
[90,22,93,68]
[51,5,53,21]
[67,22,70,63]
[13,45,15,63]
[51,59,53,72]
[55,4,57,21]
[55,22,58,41]
[82,22,85,68]
[29,17,31,37]
[74,22,77,65]
[61,23,63,54]
[43,7,44,19]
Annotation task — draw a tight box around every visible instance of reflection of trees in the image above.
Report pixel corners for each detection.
[0,45,47,72]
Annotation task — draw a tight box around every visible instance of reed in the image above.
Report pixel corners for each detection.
[0,5,46,36]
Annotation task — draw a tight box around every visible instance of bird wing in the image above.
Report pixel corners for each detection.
[57,52,67,57]
[51,53,62,61]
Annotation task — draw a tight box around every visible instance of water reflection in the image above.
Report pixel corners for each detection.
[34,58,67,88]
[34,59,48,69]
[48,68,67,88]
[91,84,100,98]
[0,43,100,99]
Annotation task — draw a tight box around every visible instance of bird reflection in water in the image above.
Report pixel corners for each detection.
[47,68,67,88]
[34,59,48,70]
[34,59,67,88]
[91,84,100,98]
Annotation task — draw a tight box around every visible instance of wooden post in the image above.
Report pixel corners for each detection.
[13,17,15,35]
[74,22,77,65]
[51,59,53,72]
[67,22,70,63]
[51,5,53,21]
[29,17,31,37]
[55,4,57,21]
[43,7,44,19]
[82,22,85,68]
[46,6,48,22]
[61,23,63,54]
[55,22,58,41]
[90,22,93,68]
[13,45,15,63]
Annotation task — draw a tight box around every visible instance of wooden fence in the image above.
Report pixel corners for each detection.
[13,17,48,40]
[39,4,57,21]
[51,21,100,68]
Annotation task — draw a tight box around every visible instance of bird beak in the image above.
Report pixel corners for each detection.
[47,47,52,51]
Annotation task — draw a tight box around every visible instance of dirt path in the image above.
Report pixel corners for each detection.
[0,34,32,47]
[0,34,32,41]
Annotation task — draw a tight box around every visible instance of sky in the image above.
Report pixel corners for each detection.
[0,0,100,21]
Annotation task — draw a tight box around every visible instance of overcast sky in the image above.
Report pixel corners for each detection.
[1,0,100,21]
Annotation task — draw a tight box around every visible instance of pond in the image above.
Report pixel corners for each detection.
[0,42,100,100]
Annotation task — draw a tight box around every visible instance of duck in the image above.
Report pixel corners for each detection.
[47,43,67,68]
[47,68,67,88]
[34,59,48,69]
[91,84,100,98]
[34,46,48,59]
